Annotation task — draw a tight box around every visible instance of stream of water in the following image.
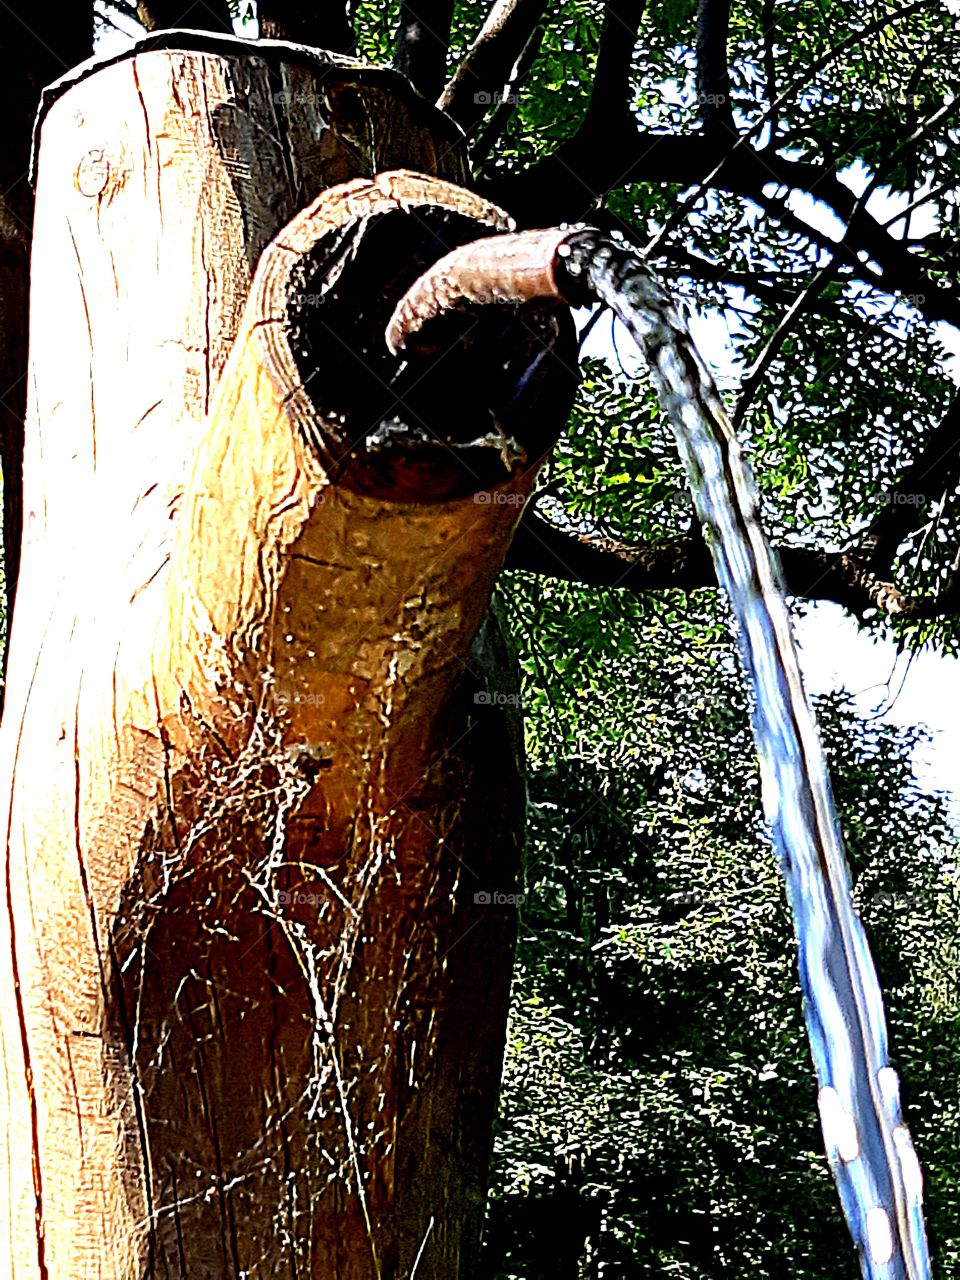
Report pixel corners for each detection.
[554,233,931,1279]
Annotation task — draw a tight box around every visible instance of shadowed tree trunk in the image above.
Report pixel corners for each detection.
[135,1,233,32]
[259,0,356,51]
[0,34,575,1278]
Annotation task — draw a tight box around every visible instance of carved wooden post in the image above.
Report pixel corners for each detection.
[0,34,576,1278]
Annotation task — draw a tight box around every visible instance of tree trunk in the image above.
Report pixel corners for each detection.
[0,5,92,654]
[0,35,575,1278]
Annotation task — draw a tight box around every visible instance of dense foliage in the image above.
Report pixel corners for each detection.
[487,564,959,1276]
[368,0,959,630]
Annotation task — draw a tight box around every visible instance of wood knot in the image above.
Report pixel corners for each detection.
[76,149,110,197]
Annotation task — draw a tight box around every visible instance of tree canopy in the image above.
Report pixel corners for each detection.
[489,573,959,1275]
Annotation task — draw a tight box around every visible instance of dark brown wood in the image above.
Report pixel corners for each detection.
[695,0,736,133]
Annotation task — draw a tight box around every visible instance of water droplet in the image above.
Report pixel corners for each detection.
[894,1126,924,1200]
[866,1206,894,1265]
[818,1086,860,1161]
[878,1066,900,1111]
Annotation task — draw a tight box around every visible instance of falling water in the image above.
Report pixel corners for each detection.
[552,233,931,1280]
[386,220,932,1277]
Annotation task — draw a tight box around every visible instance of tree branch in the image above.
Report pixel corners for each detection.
[760,0,778,142]
[507,510,718,591]
[695,0,735,135]
[506,508,953,618]
[438,0,548,131]
[470,21,545,163]
[730,103,960,423]
[395,0,457,100]
[587,0,645,127]
[881,176,959,236]
[486,129,960,326]
[488,0,931,214]
[732,259,839,429]
[661,247,821,308]
[856,394,960,575]
[485,1,957,326]
[258,0,355,51]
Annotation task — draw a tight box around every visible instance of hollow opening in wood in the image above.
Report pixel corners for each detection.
[286,204,579,502]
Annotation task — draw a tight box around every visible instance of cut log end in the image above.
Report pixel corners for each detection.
[252,175,580,503]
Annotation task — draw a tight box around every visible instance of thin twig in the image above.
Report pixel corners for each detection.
[760,0,778,144]
[732,257,838,429]
[437,0,547,128]
[880,176,957,236]
[470,20,545,163]
[695,0,735,134]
